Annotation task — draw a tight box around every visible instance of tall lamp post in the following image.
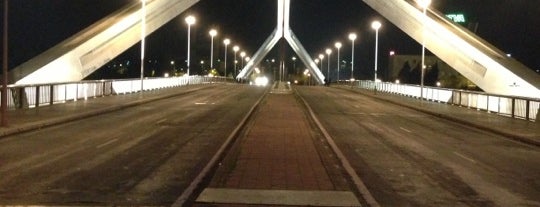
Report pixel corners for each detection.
[185,15,196,76]
[209,29,217,69]
[233,46,239,76]
[371,21,381,82]
[240,51,246,68]
[348,33,357,80]
[140,0,147,92]
[2,0,8,126]
[223,39,230,77]
[325,48,332,82]
[335,42,342,81]
[418,0,431,100]
[292,56,297,75]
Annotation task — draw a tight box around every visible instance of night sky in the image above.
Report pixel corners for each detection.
[1,0,539,79]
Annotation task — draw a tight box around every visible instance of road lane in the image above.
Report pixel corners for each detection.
[0,85,266,205]
[297,86,540,207]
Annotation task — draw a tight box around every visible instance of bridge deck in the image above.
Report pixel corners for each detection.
[1,84,537,144]
[0,84,538,206]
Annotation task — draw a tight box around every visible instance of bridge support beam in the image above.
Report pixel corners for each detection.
[10,0,199,85]
[236,0,325,85]
[362,0,540,98]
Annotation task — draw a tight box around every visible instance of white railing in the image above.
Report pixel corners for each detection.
[342,80,540,122]
[5,76,229,110]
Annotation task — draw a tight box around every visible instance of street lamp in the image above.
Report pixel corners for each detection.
[335,42,342,81]
[200,60,205,72]
[209,29,217,69]
[233,46,239,76]
[170,60,175,74]
[348,33,357,80]
[371,21,381,82]
[223,39,230,77]
[140,0,147,92]
[418,0,431,100]
[185,15,196,76]
[318,53,325,70]
[292,56,297,75]
[240,51,246,68]
[325,48,332,82]
[2,0,9,126]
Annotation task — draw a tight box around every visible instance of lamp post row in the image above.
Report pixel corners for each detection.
[315,0,431,88]
[138,1,431,94]
[145,12,249,79]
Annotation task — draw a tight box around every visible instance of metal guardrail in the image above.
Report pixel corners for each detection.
[4,76,229,110]
[340,80,540,122]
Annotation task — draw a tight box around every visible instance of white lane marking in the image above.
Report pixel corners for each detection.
[399,127,412,133]
[454,151,477,164]
[156,118,167,124]
[195,102,207,105]
[196,188,360,206]
[97,138,119,149]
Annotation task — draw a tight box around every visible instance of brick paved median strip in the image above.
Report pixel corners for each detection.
[196,188,360,206]
[196,92,361,206]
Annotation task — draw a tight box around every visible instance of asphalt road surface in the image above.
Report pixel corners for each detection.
[297,86,540,207]
[0,85,266,206]
[1,85,538,207]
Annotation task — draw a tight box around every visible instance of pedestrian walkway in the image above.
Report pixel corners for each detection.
[195,93,361,206]
[0,84,217,138]
[338,86,540,146]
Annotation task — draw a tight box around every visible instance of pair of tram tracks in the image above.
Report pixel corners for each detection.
[173,88,380,207]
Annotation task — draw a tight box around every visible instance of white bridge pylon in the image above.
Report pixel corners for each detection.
[236,0,325,84]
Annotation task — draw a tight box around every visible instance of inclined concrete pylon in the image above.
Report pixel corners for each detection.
[236,0,326,85]
[9,0,200,85]
[362,0,540,98]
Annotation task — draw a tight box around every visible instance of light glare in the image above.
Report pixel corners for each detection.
[348,33,357,41]
[335,42,342,49]
[209,29,217,37]
[185,15,196,25]
[371,21,382,30]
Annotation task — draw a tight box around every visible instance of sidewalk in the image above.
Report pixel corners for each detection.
[0,84,216,138]
[338,86,540,146]
[195,93,361,206]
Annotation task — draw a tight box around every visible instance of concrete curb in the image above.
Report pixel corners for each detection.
[336,86,540,147]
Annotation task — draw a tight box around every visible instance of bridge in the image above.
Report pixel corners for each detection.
[7,0,540,98]
[1,0,539,206]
